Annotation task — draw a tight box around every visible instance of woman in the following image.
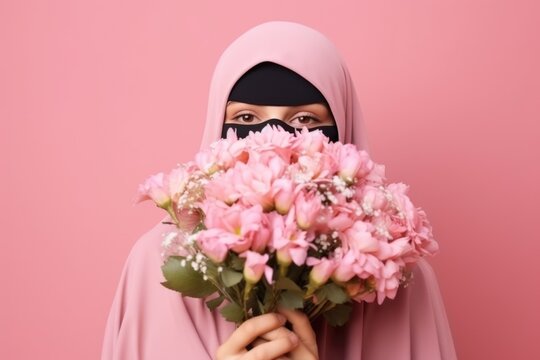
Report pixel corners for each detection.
[101,21,457,360]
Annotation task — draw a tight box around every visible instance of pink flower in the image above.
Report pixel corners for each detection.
[307,257,337,286]
[167,166,190,203]
[195,149,220,175]
[136,126,441,311]
[354,290,377,303]
[376,236,413,261]
[411,209,439,256]
[294,191,322,230]
[360,185,389,215]
[135,172,170,207]
[293,127,327,155]
[376,260,401,304]
[175,208,203,234]
[350,279,377,303]
[224,127,238,142]
[372,212,407,240]
[352,251,382,280]
[271,178,295,215]
[205,168,242,205]
[203,203,267,254]
[387,183,419,228]
[295,153,328,180]
[212,131,249,168]
[270,211,311,267]
[342,221,379,253]
[338,145,373,184]
[232,161,277,212]
[196,228,232,263]
[364,163,386,185]
[327,212,355,232]
[160,231,190,260]
[245,124,295,151]
[240,251,273,284]
[250,218,272,253]
[332,250,357,282]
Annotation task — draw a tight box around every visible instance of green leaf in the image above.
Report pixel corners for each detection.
[262,286,275,313]
[220,268,243,287]
[220,302,244,323]
[278,290,304,309]
[323,303,353,327]
[229,254,245,271]
[205,295,225,311]
[320,283,349,304]
[275,277,303,292]
[314,287,327,303]
[160,256,217,298]
[257,299,266,315]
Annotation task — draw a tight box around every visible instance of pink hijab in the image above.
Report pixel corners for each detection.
[200,21,369,152]
[101,21,457,360]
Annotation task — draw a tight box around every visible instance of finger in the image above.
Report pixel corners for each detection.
[218,313,286,356]
[258,326,293,342]
[250,337,267,348]
[277,307,318,352]
[244,333,299,360]
[252,338,267,347]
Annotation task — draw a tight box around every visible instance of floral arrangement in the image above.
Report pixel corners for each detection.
[135,125,439,326]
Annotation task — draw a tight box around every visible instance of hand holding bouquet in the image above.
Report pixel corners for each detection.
[135,125,439,326]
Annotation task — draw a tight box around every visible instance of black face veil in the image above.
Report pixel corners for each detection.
[220,62,340,142]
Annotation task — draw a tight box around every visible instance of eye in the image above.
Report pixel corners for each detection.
[290,114,321,126]
[232,112,257,123]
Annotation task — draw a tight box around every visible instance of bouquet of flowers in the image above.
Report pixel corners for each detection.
[135,125,439,327]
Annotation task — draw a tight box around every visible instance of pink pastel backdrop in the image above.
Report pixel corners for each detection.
[1,1,538,359]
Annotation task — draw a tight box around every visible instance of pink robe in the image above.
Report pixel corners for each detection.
[102,21,457,359]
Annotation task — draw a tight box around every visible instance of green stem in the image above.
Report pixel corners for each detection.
[205,276,235,305]
[307,298,328,320]
[164,202,180,226]
[243,282,254,321]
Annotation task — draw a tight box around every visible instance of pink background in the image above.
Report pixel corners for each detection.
[1,1,539,359]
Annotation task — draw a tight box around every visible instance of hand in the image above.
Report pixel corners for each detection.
[215,312,300,360]
[250,307,318,360]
